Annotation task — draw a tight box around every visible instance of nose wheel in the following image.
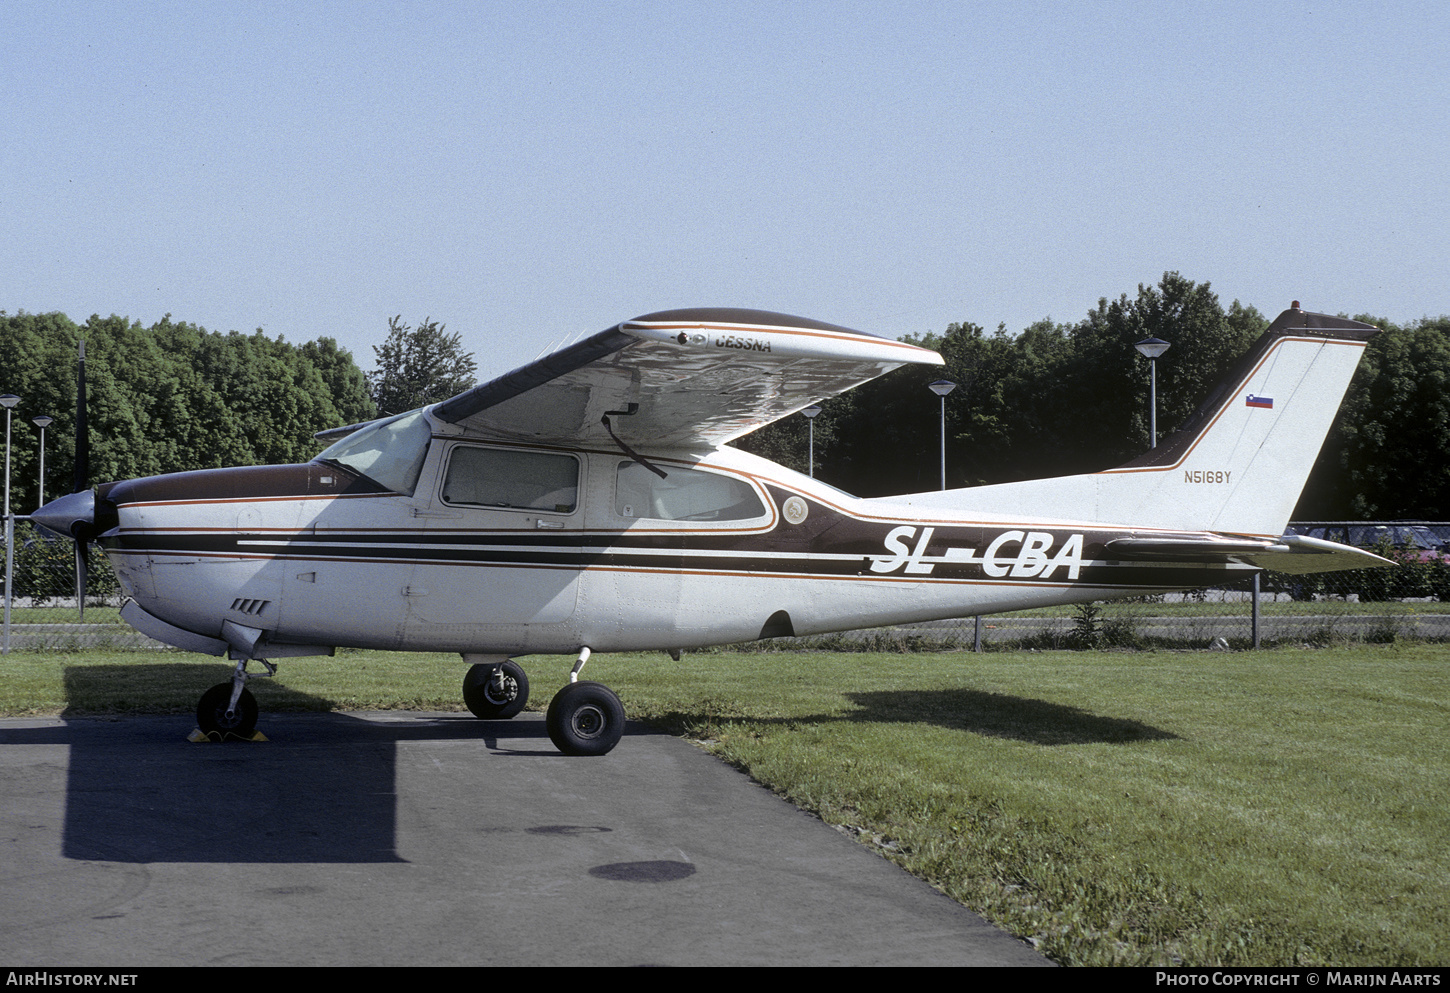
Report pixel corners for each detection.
[195,657,275,739]
[197,683,259,737]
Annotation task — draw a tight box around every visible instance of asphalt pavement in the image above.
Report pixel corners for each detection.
[0,710,1049,967]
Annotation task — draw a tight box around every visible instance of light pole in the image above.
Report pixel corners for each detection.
[1134,337,1170,448]
[802,404,822,478]
[928,380,956,490]
[33,415,53,509]
[2,394,19,654]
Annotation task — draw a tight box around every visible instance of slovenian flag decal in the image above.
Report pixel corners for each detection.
[1246,394,1274,409]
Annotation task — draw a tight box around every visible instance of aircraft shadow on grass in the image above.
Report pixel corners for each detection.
[657,688,1178,746]
[842,689,1180,745]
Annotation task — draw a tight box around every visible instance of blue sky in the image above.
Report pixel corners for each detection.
[5,0,1447,382]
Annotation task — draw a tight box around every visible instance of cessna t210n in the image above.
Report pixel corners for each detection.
[32,304,1388,754]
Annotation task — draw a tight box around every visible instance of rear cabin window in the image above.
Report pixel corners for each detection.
[615,461,766,522]
[442,447,579,514]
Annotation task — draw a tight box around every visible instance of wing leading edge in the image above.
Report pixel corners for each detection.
[431,308,943,449]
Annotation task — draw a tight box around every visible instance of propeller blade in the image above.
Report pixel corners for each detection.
[72,340,89,620]
[75,540,88,621]
[73,340,88,495]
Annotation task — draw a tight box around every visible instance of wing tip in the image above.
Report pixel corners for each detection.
[626,307,882,339]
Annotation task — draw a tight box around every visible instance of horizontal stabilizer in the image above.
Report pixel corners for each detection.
[1106,534,1392,574]
[1105,536,1289,561]
[1239,534,1394,575]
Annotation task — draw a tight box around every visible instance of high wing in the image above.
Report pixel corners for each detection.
[429,308,944,449]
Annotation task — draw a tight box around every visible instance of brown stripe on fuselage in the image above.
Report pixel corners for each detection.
[99,462,390,507]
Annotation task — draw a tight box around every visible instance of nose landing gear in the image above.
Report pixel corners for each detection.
[196,683,259,737]
[196,657,276,739]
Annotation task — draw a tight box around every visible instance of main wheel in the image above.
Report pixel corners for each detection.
[463,660,529,720]
[197,683,259,737]
[546,681,625,756]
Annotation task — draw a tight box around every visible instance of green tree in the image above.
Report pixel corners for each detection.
[1299,315,1450,520]
[301,337,375,426]
[369,316,478,415]
[0,310,377,508]
[1056,273,1265,472]
[738,273,1270,498]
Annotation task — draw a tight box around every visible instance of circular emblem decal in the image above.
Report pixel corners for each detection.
[783,496,808,525]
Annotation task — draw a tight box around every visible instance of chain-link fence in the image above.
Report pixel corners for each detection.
[0,520,149,652]
[808,573,1450,653]
[4,518,1449,654]
[746,523,1450,652]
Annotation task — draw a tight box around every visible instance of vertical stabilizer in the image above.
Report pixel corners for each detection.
[901,306,1378,536]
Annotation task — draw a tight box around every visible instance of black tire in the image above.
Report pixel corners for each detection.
[546,681,624,756]
[462,660,529,720]
[196,683,259,737]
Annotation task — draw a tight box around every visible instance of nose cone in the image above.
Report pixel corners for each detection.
[31,489,98,541]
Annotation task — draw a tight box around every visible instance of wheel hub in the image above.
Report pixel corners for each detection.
[571,704,605,738]
[484,674,517,705]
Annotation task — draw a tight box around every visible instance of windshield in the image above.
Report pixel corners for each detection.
[316,409,433,495]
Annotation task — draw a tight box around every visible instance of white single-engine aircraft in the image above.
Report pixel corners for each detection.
[33,304,1387,754]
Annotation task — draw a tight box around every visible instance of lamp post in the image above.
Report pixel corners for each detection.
[33,415,53,509]
[2,394,19,654]
[928,380,956,490]
[802,404,822,478]
[1133,337,1170,449]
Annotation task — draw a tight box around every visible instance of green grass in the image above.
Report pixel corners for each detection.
[602,646,1448,966]
[2,644,1445,966]
[2,605,125,623]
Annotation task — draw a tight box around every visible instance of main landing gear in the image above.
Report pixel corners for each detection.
[196,657,276,738]
[462,659,530,719]
[461,648,625,756]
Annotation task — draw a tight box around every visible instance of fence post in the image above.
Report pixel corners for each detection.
[973,615,982,653]
[1251,573,1261,650]
[3,512,12,655]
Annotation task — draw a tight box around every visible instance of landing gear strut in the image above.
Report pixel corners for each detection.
[545,648,625,756]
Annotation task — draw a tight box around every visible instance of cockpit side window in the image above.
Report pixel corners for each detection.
[615,461,766,522]
[443,446,579,514]
[315,409,432,495]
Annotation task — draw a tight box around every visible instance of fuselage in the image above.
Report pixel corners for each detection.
[95,418,1250,659]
